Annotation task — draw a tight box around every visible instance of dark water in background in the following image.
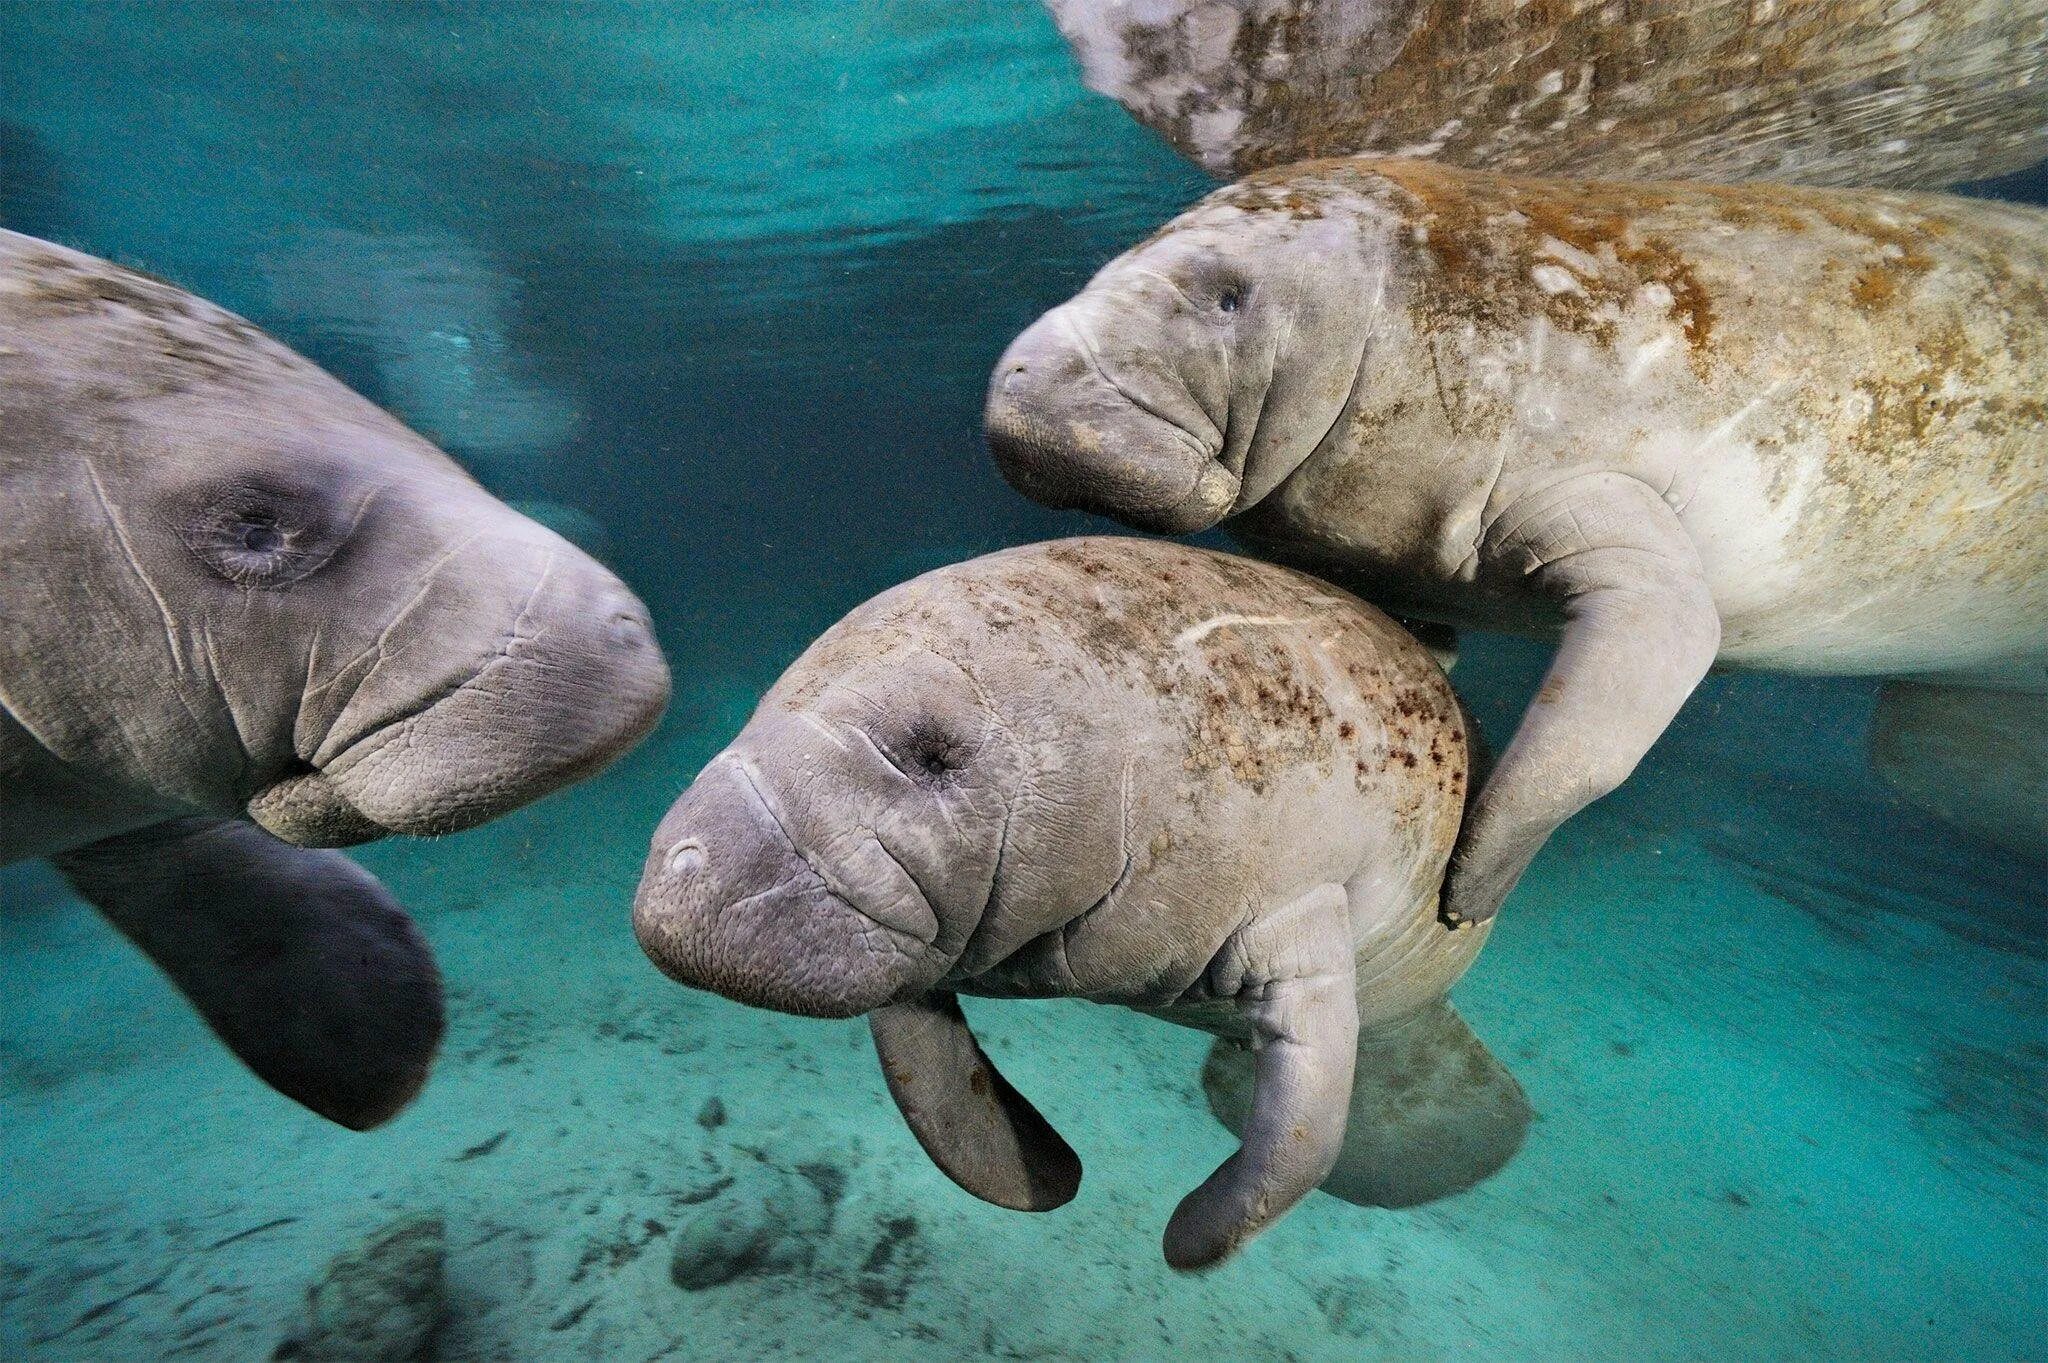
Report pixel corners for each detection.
[1,4,2043,1360]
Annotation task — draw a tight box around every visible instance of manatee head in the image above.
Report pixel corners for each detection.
[634,571,1121,1018]
[986,177,1382,532]
[0,232,670,848]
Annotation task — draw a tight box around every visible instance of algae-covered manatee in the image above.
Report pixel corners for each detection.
[1041,0,2048,189]
[986,159,2048,924]
[634,538,1527,1270]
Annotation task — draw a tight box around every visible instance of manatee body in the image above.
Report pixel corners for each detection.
[633,537,1528,1270]
[1043,0,2048,189]
[1,230,671,1127]
[986,159,2048,923]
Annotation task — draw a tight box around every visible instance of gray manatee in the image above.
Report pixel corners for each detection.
[1,230,671,1127]
[1042,0,2048,189]
[632,538,1528,1270]
[986,159,2048,926]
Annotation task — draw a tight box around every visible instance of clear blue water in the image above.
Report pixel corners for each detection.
[1,4,2042,1359]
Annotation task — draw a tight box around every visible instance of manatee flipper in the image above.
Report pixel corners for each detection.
[1445,473,1721,927]
[1871,680,2048,863]
[51,817,444,1130]
[1203,997,1530,1208]
[1163,883,1358,1271]
[869,991,1082,1212]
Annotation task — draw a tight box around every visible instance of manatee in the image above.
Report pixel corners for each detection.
[1041,0,2048,189]
[633,537,1528,1270]
[985,159,2048,925]
[1,230,671,1127]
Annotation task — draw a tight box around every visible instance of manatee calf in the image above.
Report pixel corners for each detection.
[1042,0,2048,189]
[1,230,671,1127]
[633,538,1527,1270]
[986,159,2048,924]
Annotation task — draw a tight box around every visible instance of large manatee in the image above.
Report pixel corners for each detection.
[1043,0,2048,188]
[1,230,671,1127]
[633,538,1528,1270]
[985,159,2048,925]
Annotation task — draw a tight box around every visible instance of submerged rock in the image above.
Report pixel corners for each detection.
[668,1152,838,1291]
[276,1214,445,1362]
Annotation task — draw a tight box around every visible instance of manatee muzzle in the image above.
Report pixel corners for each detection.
[258,550,669,847]
[633,755,944,1019]
[985,313,1239,534]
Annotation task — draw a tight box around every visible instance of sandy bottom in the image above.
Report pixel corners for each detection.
[3,637,2042,1361]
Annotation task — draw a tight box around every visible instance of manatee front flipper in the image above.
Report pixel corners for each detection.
[51,817,444,1130]
[869,991,1082,1211]
[1203,997,1530,1208]
[1444,473,1721,927]
[1163,883,1358,1271]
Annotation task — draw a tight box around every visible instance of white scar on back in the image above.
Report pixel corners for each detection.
[1690,379,1789,458]
[1175,614,1303,648]
[1623,334,1676,383]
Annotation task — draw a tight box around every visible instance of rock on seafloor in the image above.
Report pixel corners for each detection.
[275,1214,446,1362]
[669,1149,842,1291]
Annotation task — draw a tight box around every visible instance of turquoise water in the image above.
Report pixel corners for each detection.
[1,3,2042,1358]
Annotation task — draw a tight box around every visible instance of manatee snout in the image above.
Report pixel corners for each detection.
[633,756,936,1019]
[255,525,670,846]
[331,545,671,837]
[985,309,1239,534]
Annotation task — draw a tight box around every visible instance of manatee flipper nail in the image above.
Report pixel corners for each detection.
[52,817,444,1130]
[870,992,1081,1212]
[1204,997,1531,1210]
[1163,883,1358,1272]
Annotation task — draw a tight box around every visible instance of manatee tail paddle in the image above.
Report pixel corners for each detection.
[1201,998,1531,1209]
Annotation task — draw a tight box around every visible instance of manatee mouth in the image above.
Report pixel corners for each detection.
[985,319,1240,534]
[246,763,386,848]
[633,756,944,1019]
[261,569,670,848]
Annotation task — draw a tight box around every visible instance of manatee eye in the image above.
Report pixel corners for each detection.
[185,483,341,588]
[1218,288,1242,314]
[892,723,967,787]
